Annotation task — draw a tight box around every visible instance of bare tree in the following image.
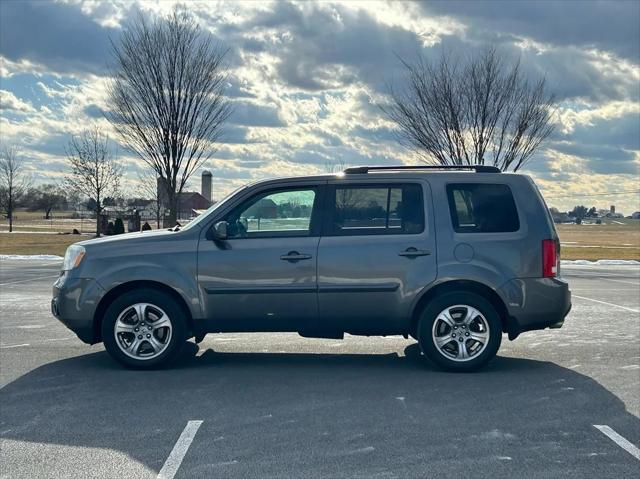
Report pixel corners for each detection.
[0,146,31,232]
[65,127,123,237]
[106,9,231,226]
[136,169,163,229]
[384,47,555,171]
[324,158,349,173]
[27,183,68,219]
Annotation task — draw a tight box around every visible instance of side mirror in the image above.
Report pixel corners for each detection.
[212,221,228,240]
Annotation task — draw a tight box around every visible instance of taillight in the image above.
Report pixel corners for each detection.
[542,239,558,278]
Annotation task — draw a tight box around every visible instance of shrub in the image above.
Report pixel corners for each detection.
[114,218,125,235]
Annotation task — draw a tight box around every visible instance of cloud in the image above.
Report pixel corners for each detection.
[0,90,36,113]
[228,101,285,127]
[419,0,640,62]
[0,0,118,76]
[0,0,638,213]
[83,104,105,119]
[218,125,253,145]
[239,2,429,92]
[566,111,640,152]
[549,142,637,175]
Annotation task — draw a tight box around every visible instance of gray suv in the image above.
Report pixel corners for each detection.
[52,165,571,371]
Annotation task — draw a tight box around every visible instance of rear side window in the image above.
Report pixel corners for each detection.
[447,184,519,233]
[329,184,424,235]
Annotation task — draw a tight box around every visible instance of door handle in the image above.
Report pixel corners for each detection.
[398,247,431,258]
[280,251,312,262]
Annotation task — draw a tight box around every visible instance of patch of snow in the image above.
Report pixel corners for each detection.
[474,429,516,440]
[0,254,63,261]
[347,446,375,455]
[562,259,640,265]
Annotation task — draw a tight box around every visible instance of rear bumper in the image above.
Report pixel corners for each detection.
[51,274,105,344]
[498,276,572,340]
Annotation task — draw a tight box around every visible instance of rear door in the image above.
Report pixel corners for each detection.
[317,179,437,334]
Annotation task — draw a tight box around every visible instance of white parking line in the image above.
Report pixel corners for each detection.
[158,420,203,479]
[573,295,640,313]
[0,338,73,349]
[0,343,30,349]
[601,278,640,286]
[0,274,59,286]
[593,425,640,460]
[572,288,638,292]
[568,273,640,279]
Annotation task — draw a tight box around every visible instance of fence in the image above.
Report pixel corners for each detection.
[0,210,97,234]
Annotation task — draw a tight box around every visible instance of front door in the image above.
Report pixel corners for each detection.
[198,184,323,332]
[317,180,437,334]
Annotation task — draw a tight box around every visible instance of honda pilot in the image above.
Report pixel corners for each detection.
[52,165,571,371]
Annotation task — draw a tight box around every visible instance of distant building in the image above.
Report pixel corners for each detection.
[156,172,214,219]
[550,210,573,224]
[245,198,277,219]
[176,192,211,218]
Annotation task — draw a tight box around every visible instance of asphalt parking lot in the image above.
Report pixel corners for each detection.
[1,259,639,478]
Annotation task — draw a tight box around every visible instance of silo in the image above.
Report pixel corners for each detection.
[201,170,212,203]
[157,176,169,207]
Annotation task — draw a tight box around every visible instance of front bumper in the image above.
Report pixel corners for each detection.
[51,273,106,344]
[498,276,572,340]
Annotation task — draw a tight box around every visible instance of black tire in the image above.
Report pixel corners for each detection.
[102,288,187,369]
[417,291,502,372]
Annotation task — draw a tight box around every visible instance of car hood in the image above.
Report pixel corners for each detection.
[77,229,184,248]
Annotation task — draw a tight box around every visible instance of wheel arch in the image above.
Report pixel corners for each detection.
[410,280,514,338]
[92,280,194,343]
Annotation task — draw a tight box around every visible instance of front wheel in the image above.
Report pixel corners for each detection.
[102,289,187,369]
[418,292,502,372]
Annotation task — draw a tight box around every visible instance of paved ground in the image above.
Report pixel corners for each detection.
[0,259,639,478]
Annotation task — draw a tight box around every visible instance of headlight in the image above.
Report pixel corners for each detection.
[63,245,86,271]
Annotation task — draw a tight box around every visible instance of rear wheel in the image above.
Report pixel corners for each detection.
[102,289,187,369]
[418,292,502,372]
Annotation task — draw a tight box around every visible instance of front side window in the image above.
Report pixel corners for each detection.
[224,187,318,238]
[329,184,424,235]
[447,183,519,233]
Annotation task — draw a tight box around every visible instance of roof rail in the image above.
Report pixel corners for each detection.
[343,165,501,174]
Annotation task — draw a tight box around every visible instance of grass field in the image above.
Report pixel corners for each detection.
[557,220,640,260]
[1,219,638,260]
[0,233,86,257]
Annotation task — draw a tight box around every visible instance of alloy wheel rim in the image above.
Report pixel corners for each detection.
[114,303,172,360]
[431,304,490,362]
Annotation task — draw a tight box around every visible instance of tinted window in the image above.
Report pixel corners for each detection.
[225,188,317,238]
[447,183,519,233]
[330,184,424,235]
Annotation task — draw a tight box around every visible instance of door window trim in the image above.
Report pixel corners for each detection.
[323,182,426,237]
[213,184,325,239]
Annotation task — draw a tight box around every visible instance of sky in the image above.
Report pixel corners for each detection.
[0,0,639,213]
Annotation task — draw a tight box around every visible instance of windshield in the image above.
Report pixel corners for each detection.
[181,185,247,231]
